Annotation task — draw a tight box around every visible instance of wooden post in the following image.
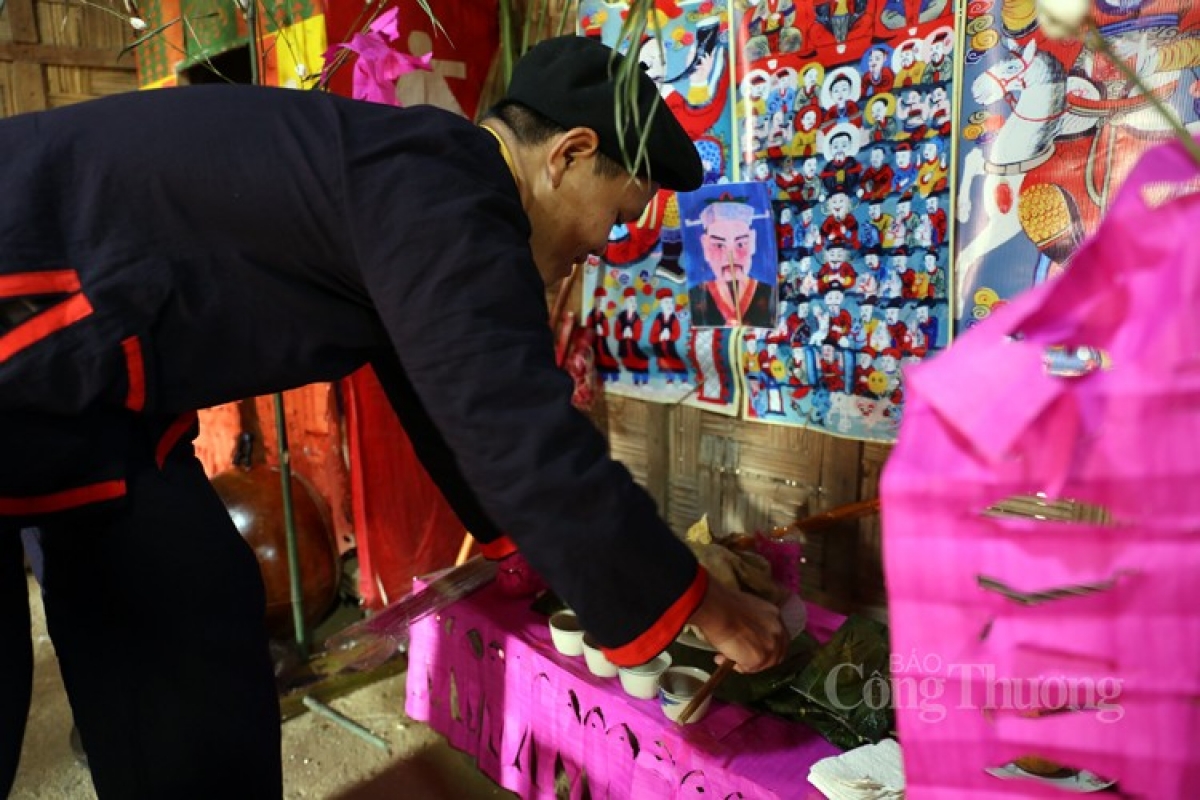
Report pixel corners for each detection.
[644,403,671,516]
[7,0,47,113]
[814,435,864,612]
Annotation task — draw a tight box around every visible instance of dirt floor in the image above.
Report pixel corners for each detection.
[10,574,517,800]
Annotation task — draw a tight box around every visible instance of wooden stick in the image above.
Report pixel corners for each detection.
[773,497,882,537]
[677,659,736,725]
[301,695,390,751]
[454,532,475,567]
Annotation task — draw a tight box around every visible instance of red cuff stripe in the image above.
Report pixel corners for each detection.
[156,411,198,468]
[479,535,518,560]
[0,270,81,299]
[0,479,126,515]
[603,566,709,668]
[0,293,93,361]
[121,336,145,412]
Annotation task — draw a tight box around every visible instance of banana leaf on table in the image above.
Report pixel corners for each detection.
[762,615,896,751]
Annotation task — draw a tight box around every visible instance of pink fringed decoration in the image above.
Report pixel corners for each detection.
[882,139,1200,798]
[321,7,432,106]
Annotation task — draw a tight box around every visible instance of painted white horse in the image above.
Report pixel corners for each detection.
[955,39,1067,309]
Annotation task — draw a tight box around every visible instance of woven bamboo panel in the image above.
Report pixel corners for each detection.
[1,0,137,117]
[602,394,878,607]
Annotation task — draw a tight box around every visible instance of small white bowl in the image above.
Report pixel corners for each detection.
[618,652,672,699]
[548,611,585,656]
[581,633,618,678]
[659,666,713,724]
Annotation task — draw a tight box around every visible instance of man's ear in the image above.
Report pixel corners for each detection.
[547,127,602,187]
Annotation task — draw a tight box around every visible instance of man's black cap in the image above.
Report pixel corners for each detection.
[503,35,703,192]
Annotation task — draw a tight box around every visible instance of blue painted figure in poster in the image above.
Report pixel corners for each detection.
[954,0,1200,332]
[679,183,779,328]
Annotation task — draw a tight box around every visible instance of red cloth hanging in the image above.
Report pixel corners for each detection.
[342,366,466,609]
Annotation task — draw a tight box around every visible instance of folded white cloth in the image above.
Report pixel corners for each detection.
[808,738,905,800]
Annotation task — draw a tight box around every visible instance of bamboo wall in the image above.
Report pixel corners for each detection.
[598,391,1111,619]
[0,0,137,116]
[596,392,888,617]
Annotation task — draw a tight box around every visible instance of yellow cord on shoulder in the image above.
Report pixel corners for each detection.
[479,123,516,177]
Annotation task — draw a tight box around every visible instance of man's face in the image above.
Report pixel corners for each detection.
[869,204,882,220]
[801,208,813,225]
[832,79,849,103]
[829,193,848,216]
[900,47,913,67]
[624,295,636,312]
[527,136,658,284]
[801,109,817,130]
[896,149,912,168]
[822,343,835,360]
[886,307,900,323]
[825,289,844,310]
[931,41,944,60]
[869,49,885,73]
[870,148,884,167]
[661,296,675,314]
[702,216,757,284]
[927,196,939,212]
[805,69,817,89]
[754,160,771,180]
[747,76,768,100]
[872,100,887,121]
[916,305,930,321]
[802,157,818,177]
[925,254,937,271]
[831,135,849,158]
[865,253,879,268]
[932,87,947,105]
[898,200,911,216]
[800,255,813,272]
[780,208,793,223]
[797,301,810,316]
[828,246,846,264]
[923,142,938,161]
[893,254,908,270]
[860,303,875,320]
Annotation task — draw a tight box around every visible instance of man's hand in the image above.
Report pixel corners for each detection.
[687,578,788,673]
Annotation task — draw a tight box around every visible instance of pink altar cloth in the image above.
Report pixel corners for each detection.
[405,581,844,799]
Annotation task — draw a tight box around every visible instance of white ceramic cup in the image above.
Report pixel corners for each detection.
[548,611,585,656]
[659,666,713,724]
[581,633,618,678]
[618,652,672,699]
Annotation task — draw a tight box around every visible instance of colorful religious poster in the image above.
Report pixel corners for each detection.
[731,0,954,441]
[579,0,742,413]
[953,0,1200,333]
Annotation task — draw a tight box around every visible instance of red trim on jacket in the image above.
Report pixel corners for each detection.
[156,412,198,468]
[0,269,81,298]
[0,480,126,515]
[479,535,518,560]
[603,566,709,668]
[0,293,93,361]
[121,336,146,411]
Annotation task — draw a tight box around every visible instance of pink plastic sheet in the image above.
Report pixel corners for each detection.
[405,581,844,799]
[882,139,1200,797]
